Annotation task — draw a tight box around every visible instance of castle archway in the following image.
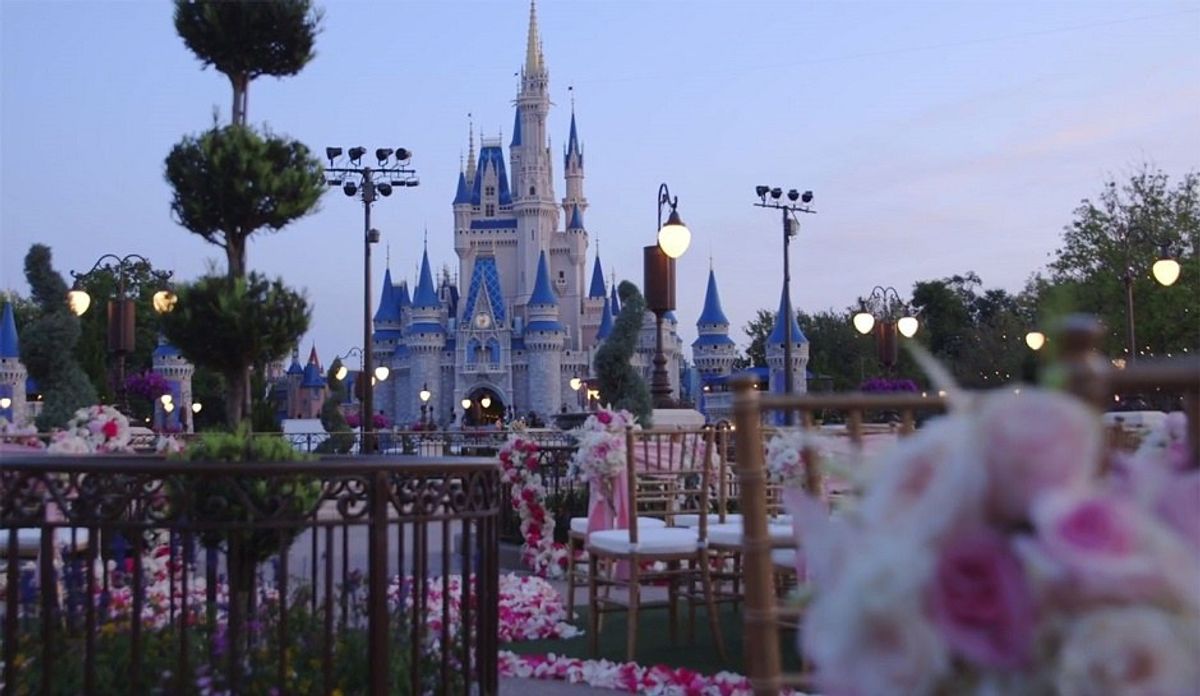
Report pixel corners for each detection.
[462,385,506,427]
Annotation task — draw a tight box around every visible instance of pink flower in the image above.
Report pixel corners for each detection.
[976,390,1101,521]
[102,419,120,440]
[596,410,612,425]
[1056,606,1200,696]
[1156,471,1200,553]
[929,529,1035,669]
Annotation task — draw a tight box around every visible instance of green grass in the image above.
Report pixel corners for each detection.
[503,600,804,676]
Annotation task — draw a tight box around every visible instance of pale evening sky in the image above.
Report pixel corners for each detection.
[2,0,1198,364]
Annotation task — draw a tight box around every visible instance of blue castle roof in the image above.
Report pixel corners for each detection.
[374,268,400,324]
[565,112,582,166]
[665,311,677,323]
[568,205,584,231]
[528,251,557,307]
[596,296,614,340]
[301,362,325,388]
[462,255,507,325]
[0,303,19,358]
[453,171,470,205]
[412,248,439,308]
[692,333,734,347]
[511,106,522,147]
[153,339,182,359]
[286,351,303,375]
[397,280,411,310]
[470,144,513,206]
[697,269,730,326]
[610,284,621,316]
[767,284,807,345]
[588,256,606,298]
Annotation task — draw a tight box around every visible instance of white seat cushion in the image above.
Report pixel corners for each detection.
[773,514,793,526]
[672,513,743,528]
[588,527,700,555]
[707,522,793,547]
[569,515,667,535]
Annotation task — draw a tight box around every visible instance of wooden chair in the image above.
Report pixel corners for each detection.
[586,428,727,662]
[733,317,1200,695]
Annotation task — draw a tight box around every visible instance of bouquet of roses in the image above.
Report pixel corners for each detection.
[765,428,832,488]
[790,389,1199,695]
[567,407,637,486]
[48,404,133,454]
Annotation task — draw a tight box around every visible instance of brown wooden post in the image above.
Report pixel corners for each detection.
[1058,314,1109,410]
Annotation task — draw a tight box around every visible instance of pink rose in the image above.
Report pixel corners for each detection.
[976,390,1101,521]
[596,410,612,425]
[929,529,1035,669]
[1156,471,1200,553]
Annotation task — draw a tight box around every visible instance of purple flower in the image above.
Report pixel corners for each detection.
[860,377,920,393]
[125,371,171,401]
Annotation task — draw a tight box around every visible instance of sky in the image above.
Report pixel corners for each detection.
[2,0,1198,365]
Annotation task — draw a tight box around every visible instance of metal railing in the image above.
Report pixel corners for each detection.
[0,455,501,695]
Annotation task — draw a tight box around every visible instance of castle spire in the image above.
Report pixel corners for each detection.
[466,115,477,183]
[587,254,605,298]
[697,268,730,327]
[0,303,19,359]
[413,245,439,309]
[525,0,543,74]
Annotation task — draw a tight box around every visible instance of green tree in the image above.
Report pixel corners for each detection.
[159,273,310,427]
[1048,167,1199,359]
[20,245,98,429]
[316,358,353,454]
[174,0,321,126]
[740,309,775,368]
[594,281,653,425]
[798,309,877,391]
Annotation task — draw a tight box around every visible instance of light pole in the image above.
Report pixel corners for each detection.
[644,183,691,409]
[334,346,389,444]
[1114,220,1180,363]
[754,186,816,426]
[67,253,175,414]
[324,147,418,453]
[852,286,919,372]
[569,376,583,412]
[419,383,432,427]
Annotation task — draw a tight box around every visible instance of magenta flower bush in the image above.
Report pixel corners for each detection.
[859,377,919,393]
[125,370,171,401]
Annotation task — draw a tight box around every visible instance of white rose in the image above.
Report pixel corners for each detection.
[1056,606,1199,696]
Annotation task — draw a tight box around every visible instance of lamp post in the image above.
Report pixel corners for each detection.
[334,346,389,446]
[852,286,919,372]
[419,383,432,427]
[644,183,691,409]
[324,147,418,453]
[754,186,816,426]
[1114,220,1180,363]
[67,253,175,414]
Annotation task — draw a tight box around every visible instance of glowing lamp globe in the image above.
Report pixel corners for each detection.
[66,289,91,316]
[160,394,173,406]
[152,289,177,314]
[461,398,472,410]
[569,377,583,391]
[419,387,431,403]
[1025,331,1046,351]
[656,210,691,259]
[480,396,492,409]
[191,402,202,414]
[897,316,919,338]
[1152,258,1181,287]
[374,366,390,382]
[0,397,11,409]
[852,312,875,335]
[163,402,175,414]
[335,365,349,381]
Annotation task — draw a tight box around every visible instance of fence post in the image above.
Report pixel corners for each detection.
[1058,314,1109,410]
[368,469,390,695]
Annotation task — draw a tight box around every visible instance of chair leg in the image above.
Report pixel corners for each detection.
[566,534,579,620]
[667,559,678,644]
[626,559,640,663]
[700,552,728,662]
[588,551,600,657]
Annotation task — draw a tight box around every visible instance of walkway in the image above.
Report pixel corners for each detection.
[500,678,615,695]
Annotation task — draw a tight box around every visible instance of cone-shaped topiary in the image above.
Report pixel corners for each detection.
[593,281,653,426]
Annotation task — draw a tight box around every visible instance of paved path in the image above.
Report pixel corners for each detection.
[500,677,616,694]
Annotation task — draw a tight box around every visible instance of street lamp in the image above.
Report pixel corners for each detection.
[644,183,690,409]
[852,286,918,372]
[67,253,175,413]
[754,186,816,426]
[1114,220,1180,363]
[419,383,432,426]
[1025,331,1046,351]
[326,147,417,453]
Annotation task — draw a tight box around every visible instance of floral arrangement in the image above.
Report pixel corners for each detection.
[498,435,570,578]
[124,370,171,402]
[47,404,132,454]
[859,377,919,393]
[0,417,44,450]
[567,407,637,487]
[498,651,798,695]
[345,411,391,430]
[791,389,1199,695]
[765,428,832,487]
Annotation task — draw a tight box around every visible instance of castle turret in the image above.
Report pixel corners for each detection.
[296,346,327,420]
[595,295,614,342]
[0,303,28,426]
[692,269,737,379]
[562,109,586,219]
[766,283,809,405]
[152,336,195,432]
[581,253,606,349]
[524,251,564,418]
[407,247,447,422]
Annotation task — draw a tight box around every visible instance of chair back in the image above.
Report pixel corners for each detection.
[624,428,716,545]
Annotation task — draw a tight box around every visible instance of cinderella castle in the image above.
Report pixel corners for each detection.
[367,2,808,429]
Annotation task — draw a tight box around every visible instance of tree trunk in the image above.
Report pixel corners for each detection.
[225,238,246,280]
[225,368,248,429]
[229,73,249,126]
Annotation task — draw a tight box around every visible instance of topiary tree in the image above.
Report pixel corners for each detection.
[315,358,353,454]
[594,281,653,426]
[159,273,310,428]
[20,245,99,429]
[174,0,322,127]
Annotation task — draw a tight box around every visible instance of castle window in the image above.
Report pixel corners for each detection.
[485,185,495,197]
[558,271,564,279]
[529,186,535,196]
[486,204,495,216]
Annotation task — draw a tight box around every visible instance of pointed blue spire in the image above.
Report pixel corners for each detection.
[287,348,303,376]
[767,283,807,345]
[610,284,621,316]
[397,280,411,310]
[374,268,400,323]
[0,304,18,359]
[529,251,557,306]
[412,247,439,308]
[697,269,730,326]
[453,170,470,204]
[587,256,605,298]
[152,334,182,359]
[568,205,584,231]
[510,106,522,147]
[567,111,581,157]
[596,296,614,340]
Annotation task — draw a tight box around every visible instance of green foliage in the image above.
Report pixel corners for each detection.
[741,309,775,368]
[316,358,353,454]
[190,366,227,430]
[165,124,325,278]
[174,0,322,125]
[159,272,310,427]
[0,291,39,330]
[594,281,653,425]
[19,245,98,429]
[798,309,878,391]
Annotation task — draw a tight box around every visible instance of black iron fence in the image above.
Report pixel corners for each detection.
[496,444,587,545]
[0,455,501,695]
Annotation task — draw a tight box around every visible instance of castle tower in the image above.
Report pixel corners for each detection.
[0,303,28,426]
[407,247,447,423]
[297,346,327,420]
[581,253,606,349]
[562,108,586,219]
[524,251,564,418]
[152,335,195,432]
[766,283,810,406]
[595,294,614,342]
[692,269,737,378]
[373,267,405,425]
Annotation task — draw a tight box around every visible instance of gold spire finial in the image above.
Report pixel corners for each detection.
[525,0,542,74]
[466,114,477,180]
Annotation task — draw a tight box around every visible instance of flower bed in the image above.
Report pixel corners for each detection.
[499,652,804,695]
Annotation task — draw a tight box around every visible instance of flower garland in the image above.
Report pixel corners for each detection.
[48,405,132,453]
[498,651,806,695]
[567,407,636,487]
[498,435,569,578]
